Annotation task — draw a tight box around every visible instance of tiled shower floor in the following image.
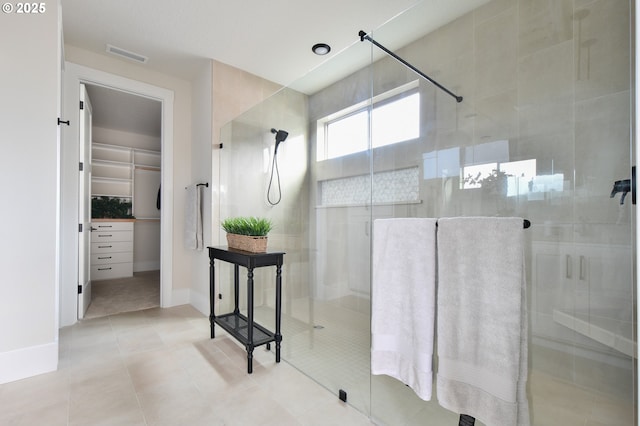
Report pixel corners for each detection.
[255,295,635,426]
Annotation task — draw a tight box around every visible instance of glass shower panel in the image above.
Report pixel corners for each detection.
[294,40,375,415]
[219,39,376,416]
[217,1,635,424]
[218,86,311,340]
[368,1,635,425]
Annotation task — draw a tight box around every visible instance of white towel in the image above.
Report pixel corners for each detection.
[436,217,529,426]
[184,185,203,250]
[371,218,437,401]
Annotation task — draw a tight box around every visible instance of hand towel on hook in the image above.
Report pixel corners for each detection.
[184,184,203,250]
[371,218,437,401]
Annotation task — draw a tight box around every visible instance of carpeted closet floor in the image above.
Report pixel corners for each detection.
[84,270,160,319]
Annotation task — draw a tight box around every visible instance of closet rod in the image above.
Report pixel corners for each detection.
[358,30,463,103]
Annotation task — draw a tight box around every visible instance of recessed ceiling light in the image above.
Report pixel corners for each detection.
[106,44,148,64]
[312,43,331,55]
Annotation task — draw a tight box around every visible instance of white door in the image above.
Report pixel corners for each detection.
[78,84,92,318]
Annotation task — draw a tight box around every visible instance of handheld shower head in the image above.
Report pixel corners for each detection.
[271,128,289,153]
[271,128,289,143]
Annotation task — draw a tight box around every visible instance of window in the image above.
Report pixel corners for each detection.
[462,158,538,197]
[317,82,420,161]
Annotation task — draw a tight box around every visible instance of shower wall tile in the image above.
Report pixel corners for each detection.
[475,7,517,100]
[518,0,574,58]
[574,91,631,229]
[432,13,475,67]
[474,90,518,145]
[474,0,515,25]
[320,167,419,206]
[574,0,630,102]
[517,40,574,107]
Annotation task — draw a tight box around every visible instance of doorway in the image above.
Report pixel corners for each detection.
[82,84,162,319]
[60,62,175,327]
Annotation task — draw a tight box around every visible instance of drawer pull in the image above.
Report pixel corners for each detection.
[98,234,112,237]
[579,255,586,281]
[98,225,113,228]
[97,267,112,271]
[98,245,112,248]
[98,256,112,260]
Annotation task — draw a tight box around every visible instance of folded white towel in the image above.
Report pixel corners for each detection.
[371,218,437,401]
[436,217,529,426]
[184,185,203,250]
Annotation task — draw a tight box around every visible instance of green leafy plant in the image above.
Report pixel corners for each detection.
[221,216,273,236]
[463,169,511,195]
[91,196,134,219]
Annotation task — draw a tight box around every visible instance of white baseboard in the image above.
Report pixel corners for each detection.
[169,288,190,307]
[190,289,209,316]
[0,341,58,384]
[133,261,160,272]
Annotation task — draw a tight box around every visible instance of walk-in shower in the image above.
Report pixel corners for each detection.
[218,1,635,424]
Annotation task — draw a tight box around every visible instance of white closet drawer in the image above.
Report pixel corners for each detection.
[91,241,133,253]
[91,230,133,243]
[92,221,134,232]
[91,252,132,265]
[92,262,133,280]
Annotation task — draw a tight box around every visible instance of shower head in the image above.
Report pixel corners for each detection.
[271,128,288,143]
[271,128,289,154]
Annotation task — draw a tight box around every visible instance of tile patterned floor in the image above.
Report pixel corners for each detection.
[85,271,161,319]
[0,306,374,426]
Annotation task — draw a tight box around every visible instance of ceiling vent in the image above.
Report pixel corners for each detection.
[106,44,148,64]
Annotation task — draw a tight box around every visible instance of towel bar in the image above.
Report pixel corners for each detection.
[435,219,531,228]
[184,182,209,189]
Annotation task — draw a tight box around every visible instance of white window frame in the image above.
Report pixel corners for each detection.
[316,80,420,161]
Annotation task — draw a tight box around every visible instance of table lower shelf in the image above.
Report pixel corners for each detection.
[214,312,275,347]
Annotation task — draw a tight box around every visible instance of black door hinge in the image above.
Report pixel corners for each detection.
[80,101,84,110]
[79,224,83,232]
[79,162,84,171]
[78,285,82,294]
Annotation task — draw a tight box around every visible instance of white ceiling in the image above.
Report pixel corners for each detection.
[84,85,161,137]
[61,0,488,136]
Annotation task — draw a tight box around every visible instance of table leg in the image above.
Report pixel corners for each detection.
[275,263,282,363]
[233,264,240,314]
[209,256,215,339]
[247,267,254,374]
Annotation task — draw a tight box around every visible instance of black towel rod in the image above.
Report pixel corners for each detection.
[359,30,463,103]
[185,182,209,189]
[435,219,531,228]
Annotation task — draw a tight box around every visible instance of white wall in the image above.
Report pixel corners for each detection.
[93,126,161,151]
[188,60,282,314]
[61,46,194,318]
[0,0,60,383]
[188,61,213,314]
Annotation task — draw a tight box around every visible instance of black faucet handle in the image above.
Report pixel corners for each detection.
[610,178,632,205]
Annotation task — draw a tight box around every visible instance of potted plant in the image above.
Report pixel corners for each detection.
[91,196,134,219]
[463,169,510,196]
[221,216,273,253]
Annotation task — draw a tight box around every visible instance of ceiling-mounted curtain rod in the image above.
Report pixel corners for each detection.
[358,30,463,103]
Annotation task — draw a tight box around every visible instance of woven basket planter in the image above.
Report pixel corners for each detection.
[226,233,268,253]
